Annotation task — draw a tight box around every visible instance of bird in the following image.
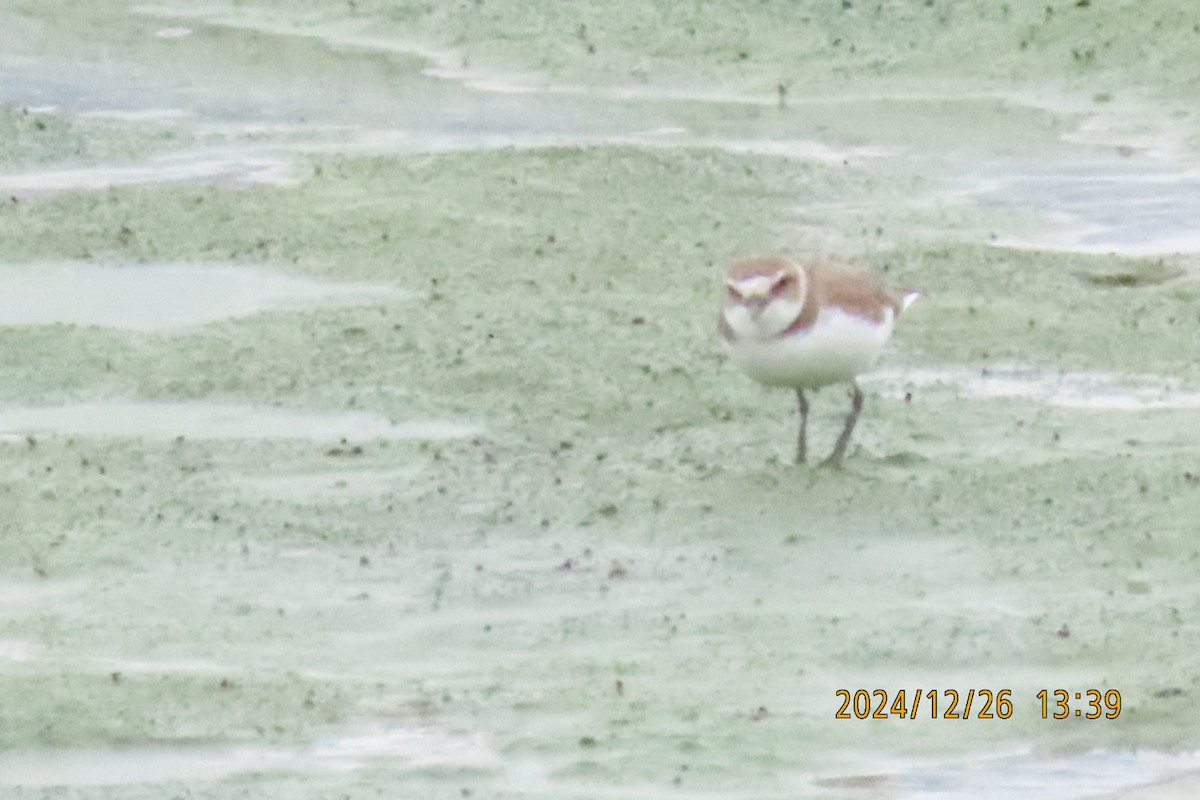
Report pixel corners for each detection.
[718,254,918,467]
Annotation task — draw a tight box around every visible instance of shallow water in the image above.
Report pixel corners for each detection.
[0,261,398,330]
[0,146,296,193]
[826,748,1200,800]
[2,7,1183,258]
[7,8,1197,257]
[960,160,1200,255]
[0,401,477,441]
[4,735,1200,799]
[0,724,503,788]
[870,365,1200,411]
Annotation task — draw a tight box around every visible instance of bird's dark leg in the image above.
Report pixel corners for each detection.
[795,388,809,465]
[821,382,863,469]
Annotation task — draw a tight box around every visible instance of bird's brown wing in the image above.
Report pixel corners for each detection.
[809,263,901,324]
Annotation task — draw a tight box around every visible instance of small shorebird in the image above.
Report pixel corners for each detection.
[719,255,917,467]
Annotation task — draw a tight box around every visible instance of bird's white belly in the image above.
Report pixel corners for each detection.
[729,308,894,388]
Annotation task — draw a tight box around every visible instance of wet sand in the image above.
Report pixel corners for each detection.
[2,2,1200,798]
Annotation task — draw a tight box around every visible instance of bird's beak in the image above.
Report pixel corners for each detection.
[745,294,769,317]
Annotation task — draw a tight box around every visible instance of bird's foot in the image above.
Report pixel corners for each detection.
[817,452,845,470]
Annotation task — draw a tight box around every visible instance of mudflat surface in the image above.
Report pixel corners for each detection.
[2,2,1200,798]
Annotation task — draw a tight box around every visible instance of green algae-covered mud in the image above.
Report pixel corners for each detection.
[3,2,1200,798]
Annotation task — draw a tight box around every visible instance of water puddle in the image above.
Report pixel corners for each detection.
[5,734,1195,797]
[9,6,1200,267]
[0,724,502,788]
[77,107,193,122]
[310,726,501,770]
[813,747,1200,800]
[2,14,595,136]
[0,262,399,331]
[0,579,89,616]
[958,160,1200,255]
[870,365,1200,411]
[0,146,296,194]
[0,401,479,442]
[0,639,38,662]
[153,26,193,40]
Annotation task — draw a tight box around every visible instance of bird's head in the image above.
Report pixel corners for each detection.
[721,256,807,340]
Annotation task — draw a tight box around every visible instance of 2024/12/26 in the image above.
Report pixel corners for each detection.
[835,689,1122,720]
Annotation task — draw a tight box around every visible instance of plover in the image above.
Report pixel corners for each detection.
[719,255,917,467]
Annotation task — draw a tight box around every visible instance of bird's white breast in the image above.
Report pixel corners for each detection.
[727,307,895,388]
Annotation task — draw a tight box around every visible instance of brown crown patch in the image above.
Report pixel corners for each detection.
[727,255,795,282]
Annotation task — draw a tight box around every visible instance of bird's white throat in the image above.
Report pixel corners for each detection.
[723,296,804,340]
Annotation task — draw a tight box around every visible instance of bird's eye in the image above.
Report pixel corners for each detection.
[725,286,741,302]
[770,274,793,295]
